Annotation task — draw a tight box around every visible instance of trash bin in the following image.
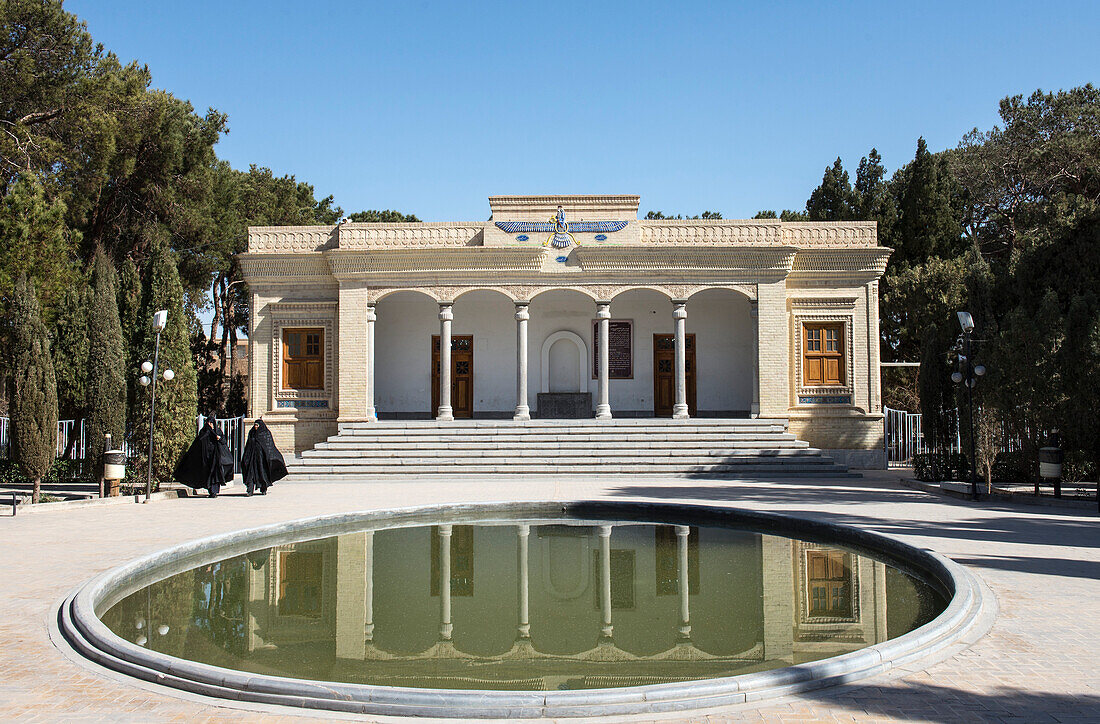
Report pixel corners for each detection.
[1038,447,1063,480]
[103,449,126,497]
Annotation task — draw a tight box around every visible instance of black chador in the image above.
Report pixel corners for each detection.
[241,419,287,496]
[174,419,234,497]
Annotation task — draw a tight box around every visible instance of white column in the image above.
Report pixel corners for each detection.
[514,303,531,421]
[672,301,689,419]
[437,303,454,421]
[749,300,760,418]
[599,524,613,638]
[365,304,377,422]
[516,523,530,639]
[595,303,612,419]
[438,524,453,641]
[364,530,375,643]
[676,525,691,640]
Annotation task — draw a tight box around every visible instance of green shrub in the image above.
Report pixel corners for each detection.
[913,452,970,482]
[992,451,1033,484]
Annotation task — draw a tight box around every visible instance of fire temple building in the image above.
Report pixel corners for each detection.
[239,195,891,471]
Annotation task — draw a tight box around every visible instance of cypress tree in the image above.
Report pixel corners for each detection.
[116,256,143,432]
[9,276,59,504]
[51,281,91,433]
[806,158,858,221]
[85,249,127,475]
[131,240,198,485]
[892,138,964,266]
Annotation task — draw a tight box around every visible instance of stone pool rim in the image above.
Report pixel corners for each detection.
[58,500,987,718]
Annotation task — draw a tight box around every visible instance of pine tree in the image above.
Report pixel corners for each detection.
[85,249,127,475]
[8,276,59,504]
[806,158,858,221]
[131,240,198,485]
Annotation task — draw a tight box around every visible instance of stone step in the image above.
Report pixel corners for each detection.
[313,436,807,449]
[319,433,802,445]
[337,418,784,429]
[301,447,824,459]
[335,424,788,435]
[285,463,853,476]
[290,455,844,468]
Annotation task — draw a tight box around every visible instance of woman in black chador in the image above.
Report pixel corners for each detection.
[241,419,287,496]
[174,416,234,498]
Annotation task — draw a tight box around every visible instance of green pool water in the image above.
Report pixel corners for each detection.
[101,518,945,691]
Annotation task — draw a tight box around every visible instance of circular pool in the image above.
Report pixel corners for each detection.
[59,501,985,717]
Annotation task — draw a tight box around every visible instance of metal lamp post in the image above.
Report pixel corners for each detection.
[952,312,986,501]
[139,310,174,503]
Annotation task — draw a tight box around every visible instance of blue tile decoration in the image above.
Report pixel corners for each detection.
[594,234,607,241]
[496,207,628,249]
[277,399,329,409]
[798,395,851,405]
[515,234,529,241]
[555,255,568,263]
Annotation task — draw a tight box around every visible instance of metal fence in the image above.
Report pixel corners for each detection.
[0,415,246,474]
[883,406,962,468]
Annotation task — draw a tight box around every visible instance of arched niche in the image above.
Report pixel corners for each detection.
[540,330,588,394]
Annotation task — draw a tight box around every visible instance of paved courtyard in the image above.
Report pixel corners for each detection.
[1,471,1098,723]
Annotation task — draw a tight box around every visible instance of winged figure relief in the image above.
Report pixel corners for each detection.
[495,205,628,249]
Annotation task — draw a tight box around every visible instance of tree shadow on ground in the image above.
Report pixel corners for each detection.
[793,679,1100,723]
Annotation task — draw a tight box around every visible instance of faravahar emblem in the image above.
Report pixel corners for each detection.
[495,206,628,249]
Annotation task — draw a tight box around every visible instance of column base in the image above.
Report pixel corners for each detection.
[365,407,377,422]
[750,402,760,419]
[672,404,690,419]
[595,405,612,419]
[436,406,454,422]
[513,405,531,421]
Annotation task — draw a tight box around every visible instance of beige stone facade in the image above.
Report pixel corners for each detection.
[240,195,891,467]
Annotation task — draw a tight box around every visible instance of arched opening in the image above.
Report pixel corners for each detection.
[529,289,596,417]
[374,290,439,418]
[541,331,587,393]
[686,288,753,417]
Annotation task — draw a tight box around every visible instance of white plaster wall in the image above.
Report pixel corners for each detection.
[454,290,517,413]
[528,290,597,412]
[687,289,754,414]
[374,291,438,415]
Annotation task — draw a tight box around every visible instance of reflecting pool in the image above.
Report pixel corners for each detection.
[101,519,945,691]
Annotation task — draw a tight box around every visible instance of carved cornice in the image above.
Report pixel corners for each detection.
[239,253,335,285]
[639,221,781,245]
[366,282,758,303]
[337,223,484,249]
[789,248,892,281]
[574,247,796,274]
[325,248,546,278]
[781,222,878,247]
[248,226,337,253]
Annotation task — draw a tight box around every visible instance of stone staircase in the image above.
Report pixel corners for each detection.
[286,418,857,479]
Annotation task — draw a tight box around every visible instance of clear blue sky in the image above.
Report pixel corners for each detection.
[68,0,1100,221]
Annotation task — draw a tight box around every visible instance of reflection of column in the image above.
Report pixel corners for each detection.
[672,301,689,419]
[749,300,760,418]
[438,524,453,640]
[437,304,454,421]
[676,525,691,639]
[595,303,612,419]
[364,531,375,643]
[760,534,794,663]
[365,305,377,422]
[514,304,531,421]
[599,525,613,638]
[517,523,530,639]
[336,532,368,659]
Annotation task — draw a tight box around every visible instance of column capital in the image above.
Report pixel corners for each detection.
[438,523,453,536]
[438,303,453,321]
[675,525,691,538]
[515,304,530,321]
[672,301,688,319]
[596,303,612,318]
[598,524,613,538]
[365,305,377,323]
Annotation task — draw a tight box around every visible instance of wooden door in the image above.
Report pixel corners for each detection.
[431,335,473,418]
[653,334,696,417]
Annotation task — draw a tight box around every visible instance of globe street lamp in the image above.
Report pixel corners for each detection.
[139,310,174,503]
[952,311,987,501]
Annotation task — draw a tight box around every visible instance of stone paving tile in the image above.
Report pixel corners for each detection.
[1,471,1099,723]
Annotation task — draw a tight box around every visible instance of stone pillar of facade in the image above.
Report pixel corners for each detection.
[337,282,370,421]
[672,300,689,419]
[868,281,881,413]
[749,300,760,418]
[438,524,453,641]
[514,303,531,421]
[760,534,794,663]
[676,525,692,640]
[437,303,454,421]
[595,303,612,419]
[516,523,531,639]
[756,281,790,417]
[335,532,368,659]
[365,304,377,422]
[598,524,613,639]
[364,530,375,644]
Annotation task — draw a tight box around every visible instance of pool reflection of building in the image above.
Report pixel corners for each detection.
[241,523,917,688]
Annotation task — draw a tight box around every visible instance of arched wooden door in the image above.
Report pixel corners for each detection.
[431,335,473,418]
[653,333,696,417]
